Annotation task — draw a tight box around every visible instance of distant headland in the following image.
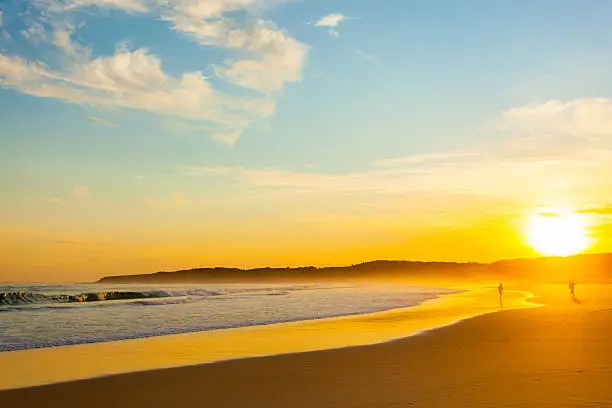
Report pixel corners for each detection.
[96,253,612,284]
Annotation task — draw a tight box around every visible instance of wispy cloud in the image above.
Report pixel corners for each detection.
[314,13,346,28]
[0,48,275,133]
[52,23,91,60]
[497,98,612,170]
[314,13,346,37]
[162,119,244,145]
[0,0,307,144]
[374,152,474,167]
[177,98,612,207]
[83,116,115,127]
[502,98,612,139]
[0,11,4,28]
[20,21,47,44]
[354,48,377,62]
[177,155,590,200]
[163,119,209,135]
[160,1,308,93]
[40,0,150,13]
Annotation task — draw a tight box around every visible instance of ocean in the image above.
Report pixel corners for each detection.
[0,283,456,352]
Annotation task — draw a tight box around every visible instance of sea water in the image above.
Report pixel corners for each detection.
[0,283,456,352]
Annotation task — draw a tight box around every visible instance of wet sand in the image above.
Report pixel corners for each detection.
[3,284,611,407]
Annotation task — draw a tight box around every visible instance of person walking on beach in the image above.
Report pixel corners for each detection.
[569,279,576,299]
[498,282,504,308]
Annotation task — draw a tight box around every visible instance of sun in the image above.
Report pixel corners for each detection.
[526,209,590,257]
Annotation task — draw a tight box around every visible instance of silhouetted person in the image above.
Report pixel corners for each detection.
[498,282,504,308]
[569,280,576,299]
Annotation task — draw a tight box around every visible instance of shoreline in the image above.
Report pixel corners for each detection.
[5,284,609,408]
[0,284,456,352]
[0,286,536,390]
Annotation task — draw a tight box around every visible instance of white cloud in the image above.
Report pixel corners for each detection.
[76,47,169,92]
[83,116,115,127]
[52,24,90,59]
[42,0,149,13]
[0,54,49,83]
[39,0,275,17]
[503,98,612,139]
[216,47,306,92]
[178,98,612,206]
[168,17,308,92]
[20,21,47,44]
[0,47,276,130]
[53,28,75,54]
[314,13,345,28]
[313,13,346,37]
[177,153,606,205]
[66,1,309,93]
[0,0,306,144]
[165,0,260,20]
[374,152,474,167]
[162,119,244,144]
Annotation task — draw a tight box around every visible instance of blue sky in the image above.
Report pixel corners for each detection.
[2,0,612,281]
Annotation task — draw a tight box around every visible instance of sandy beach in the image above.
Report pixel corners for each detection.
[2,284,610,407]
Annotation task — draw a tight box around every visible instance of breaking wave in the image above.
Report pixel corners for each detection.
[0,283,457,352]
[0,286,319,308]
[0,290,174,306]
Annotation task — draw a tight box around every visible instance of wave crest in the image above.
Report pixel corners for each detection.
[0,291,171,306]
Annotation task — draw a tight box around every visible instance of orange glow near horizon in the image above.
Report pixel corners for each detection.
[526,208,592,257]
[1,206,610,282]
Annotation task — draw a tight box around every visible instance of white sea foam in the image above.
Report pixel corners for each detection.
[0,283,457,352]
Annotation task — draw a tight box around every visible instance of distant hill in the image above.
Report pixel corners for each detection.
[96,260,483,284]
[96,253,612,284]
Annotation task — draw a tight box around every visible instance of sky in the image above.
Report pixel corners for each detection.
[1,0,612,282]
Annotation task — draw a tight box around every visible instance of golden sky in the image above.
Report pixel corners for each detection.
[2,2,612,282]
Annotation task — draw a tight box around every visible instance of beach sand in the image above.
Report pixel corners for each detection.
[3,284,611,407]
